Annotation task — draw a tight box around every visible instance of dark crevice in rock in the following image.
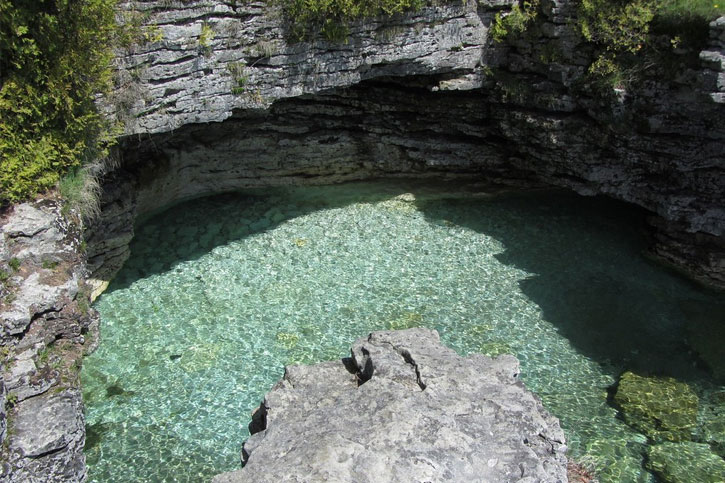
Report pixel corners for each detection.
[356,347,374,384]
[247,403,267,436]
[340,356,363,386]
[400,349,427,391]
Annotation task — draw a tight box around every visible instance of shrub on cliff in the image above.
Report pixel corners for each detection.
[579,0,724,85]
[493,0,723,88]
[279,0,426,41]
[0,0,117,205]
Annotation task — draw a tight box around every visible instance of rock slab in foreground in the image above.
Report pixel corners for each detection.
[214,328,567,482]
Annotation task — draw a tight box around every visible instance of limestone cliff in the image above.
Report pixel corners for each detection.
[0,202,97,481]
[88,0,725,294]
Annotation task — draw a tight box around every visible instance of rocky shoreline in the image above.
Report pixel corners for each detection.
[0,201,97,481]
[0,0,723,481]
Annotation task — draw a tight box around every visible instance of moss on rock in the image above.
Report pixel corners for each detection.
[646,441,725,483]
[613,371,698,442]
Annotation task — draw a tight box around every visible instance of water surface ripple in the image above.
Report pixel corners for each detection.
[82,181,725,482]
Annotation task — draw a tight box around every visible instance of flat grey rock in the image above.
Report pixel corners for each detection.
[1,199,90,482]
[215,328,567,482]
[3,204,55,238]
[4,390,86,482]
[10,390,83,458]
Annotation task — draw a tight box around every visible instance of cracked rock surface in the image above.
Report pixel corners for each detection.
[1,201,96,482]
[214,328,567,482]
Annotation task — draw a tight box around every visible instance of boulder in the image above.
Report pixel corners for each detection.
[214,328,567,482]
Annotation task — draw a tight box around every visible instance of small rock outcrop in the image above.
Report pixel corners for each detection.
[214,328,568,482]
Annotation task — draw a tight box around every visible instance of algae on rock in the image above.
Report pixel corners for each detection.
[646,441,725,483]
[613,371,699,442]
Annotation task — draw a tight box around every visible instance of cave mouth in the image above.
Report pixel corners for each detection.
[81,179,725,482]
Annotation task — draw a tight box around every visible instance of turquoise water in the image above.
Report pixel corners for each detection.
[82,181,725,482]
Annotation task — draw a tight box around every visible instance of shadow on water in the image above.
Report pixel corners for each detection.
[105,181,725,385]
[416,191,725,384]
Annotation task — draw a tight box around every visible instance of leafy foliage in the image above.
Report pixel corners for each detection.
[278,0,426,42]
[578,0,724,86]
[0,0,117,205]
[491,0,540,42]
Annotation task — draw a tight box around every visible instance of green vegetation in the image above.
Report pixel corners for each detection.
[579,0,724,85]
[8,258,20,272]
[38,344,52,366]
[491,0,539,42]
[492,0,723,88]
[116,7,163,49]
[278,0,425,42]
[227,62,249,95]
[42,259,60,270]
[0,0,119,205]
[655,0,723,21]
[198,21,214,55]
[58,164,103,219]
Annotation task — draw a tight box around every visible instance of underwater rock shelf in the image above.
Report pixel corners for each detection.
[214,328,568,482]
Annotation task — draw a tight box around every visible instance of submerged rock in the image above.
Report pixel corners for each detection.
[646,441,725,483]
[214,328,567,482]
[613,371,699,442]
[697,390,725,459]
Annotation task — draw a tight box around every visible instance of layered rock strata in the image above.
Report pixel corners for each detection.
[88,0,725,293]
[0,202,97,481]
[214,328,568,482]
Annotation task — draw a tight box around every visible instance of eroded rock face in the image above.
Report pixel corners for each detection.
[214,328,568,482]
[110,0,497,135]
[4,390,86,482]
[88,0,725,292]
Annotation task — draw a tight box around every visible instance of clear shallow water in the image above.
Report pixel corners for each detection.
[82,181,725,482]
